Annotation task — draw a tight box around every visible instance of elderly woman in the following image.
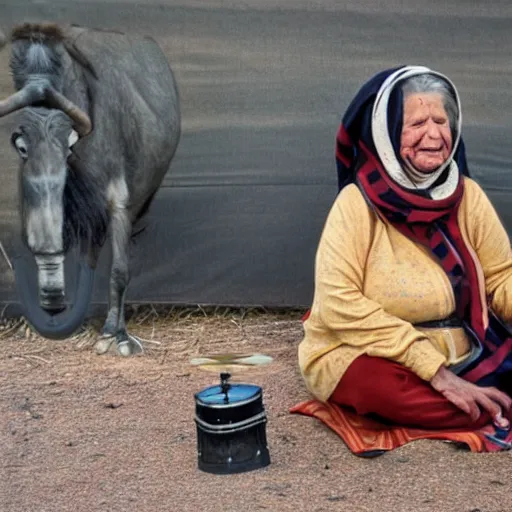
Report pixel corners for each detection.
[298,66,512,432]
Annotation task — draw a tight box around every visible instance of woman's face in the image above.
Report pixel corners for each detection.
[400,93,452,173]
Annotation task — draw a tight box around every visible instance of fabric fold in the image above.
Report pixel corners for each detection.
[290,400,512,455]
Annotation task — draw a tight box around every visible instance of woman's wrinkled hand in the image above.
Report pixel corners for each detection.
[431,366,511,426]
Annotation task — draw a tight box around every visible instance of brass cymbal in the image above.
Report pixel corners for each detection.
[190,353,273,373]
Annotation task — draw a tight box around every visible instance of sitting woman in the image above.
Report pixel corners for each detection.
[298,65,512,433]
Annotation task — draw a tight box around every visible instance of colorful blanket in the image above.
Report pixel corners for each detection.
[291,400,512,455]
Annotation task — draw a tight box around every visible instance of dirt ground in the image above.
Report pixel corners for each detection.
[1,307,511,512]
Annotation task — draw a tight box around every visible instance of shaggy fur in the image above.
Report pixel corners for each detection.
[64,155,110,252]
[10,25,64,91]
[10,22,99,89]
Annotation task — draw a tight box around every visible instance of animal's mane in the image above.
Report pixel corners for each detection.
[11,22,66,43]
[10,22,98,91]
[10,23,66,91]
[64,154,110,251]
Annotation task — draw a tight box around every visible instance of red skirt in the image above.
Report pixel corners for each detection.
[330,355,498,429]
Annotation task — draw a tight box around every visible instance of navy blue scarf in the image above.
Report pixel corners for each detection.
[335,66,470,192]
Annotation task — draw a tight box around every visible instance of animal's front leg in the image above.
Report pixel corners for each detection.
[95,205,142,356]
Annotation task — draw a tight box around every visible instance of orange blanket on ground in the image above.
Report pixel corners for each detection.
[290,400,512,455]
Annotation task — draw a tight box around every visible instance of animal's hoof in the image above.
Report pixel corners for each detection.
[95,336,114,355]
[117,340,132,357]
[116,333,143,357]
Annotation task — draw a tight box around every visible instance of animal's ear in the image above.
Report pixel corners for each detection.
[68,129,79,148]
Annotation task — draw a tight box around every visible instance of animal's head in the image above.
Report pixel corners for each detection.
[12,108,79,257]
[1,23,96,314]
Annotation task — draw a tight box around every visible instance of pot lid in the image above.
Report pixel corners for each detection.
[196,382,261,406]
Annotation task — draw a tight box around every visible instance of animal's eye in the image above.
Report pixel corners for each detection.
[11,133,28,159]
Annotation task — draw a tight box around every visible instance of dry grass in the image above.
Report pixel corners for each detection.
[0,304,306,367]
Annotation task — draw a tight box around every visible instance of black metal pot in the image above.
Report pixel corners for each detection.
[194,372,271,474]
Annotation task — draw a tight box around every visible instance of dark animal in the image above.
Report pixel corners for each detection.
[0,23,180,355]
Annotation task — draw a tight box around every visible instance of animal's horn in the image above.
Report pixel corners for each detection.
[45,88,92,136]
[0,83,92,136]
[0,84,45,117]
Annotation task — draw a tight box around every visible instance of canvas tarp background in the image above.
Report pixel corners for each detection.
[0,0,511,312]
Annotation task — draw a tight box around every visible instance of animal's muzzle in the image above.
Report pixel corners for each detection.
[35,254,66,314]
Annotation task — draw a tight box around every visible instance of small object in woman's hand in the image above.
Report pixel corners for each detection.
[493,411,510,431]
